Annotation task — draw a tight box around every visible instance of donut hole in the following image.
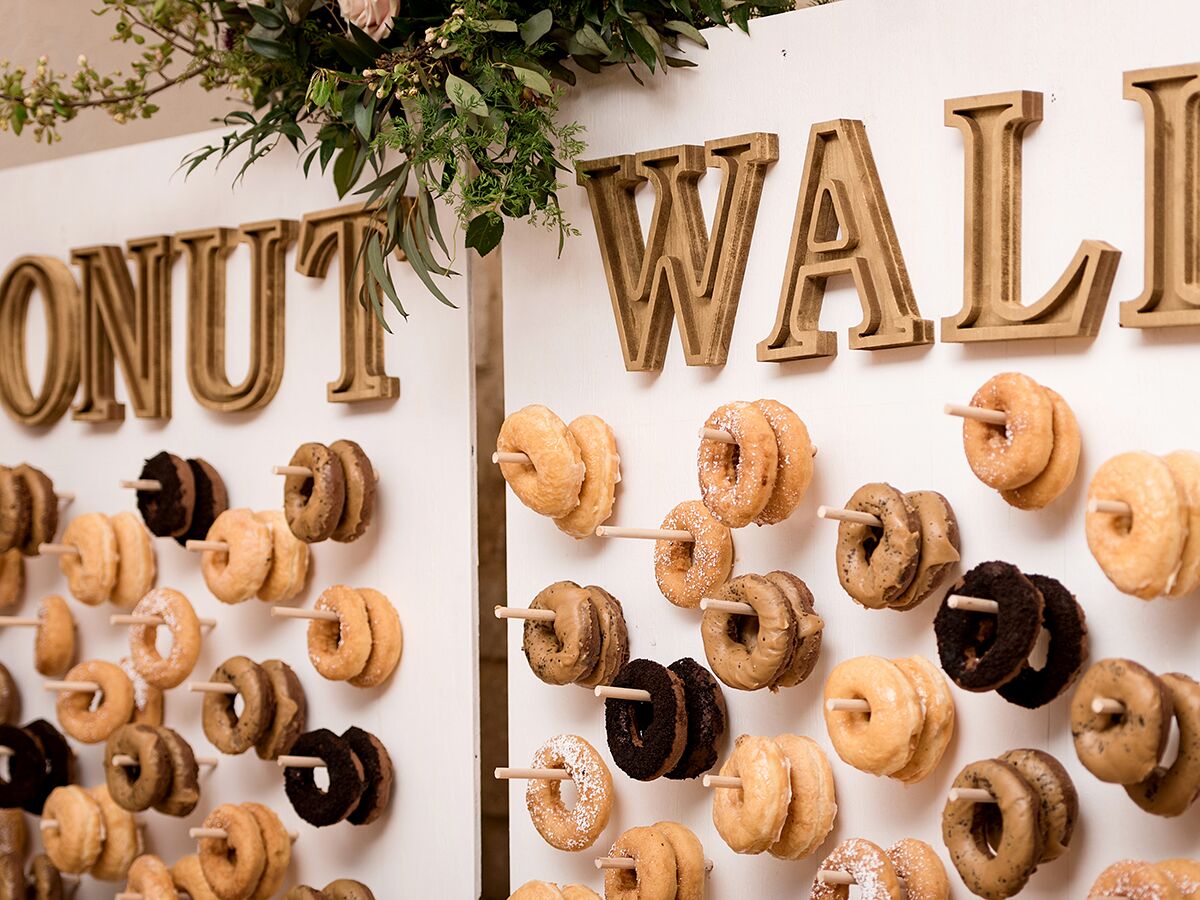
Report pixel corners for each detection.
[1026,627,1052,672]
[232,692,246,718]
[297,476,315,504]
[152,625,175,659]
[313,766,330,792]
[1159,715,1182,769]
[861,526,882,561]
[972,805,1003,859]
[731,614,759,650]
[0,753,9,782]
[87,688,107,714]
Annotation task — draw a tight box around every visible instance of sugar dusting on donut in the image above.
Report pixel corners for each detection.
[1091,860,1184,900]
[119,657,152,713]
[528,733,611,851]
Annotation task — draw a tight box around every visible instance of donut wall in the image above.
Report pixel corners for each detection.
[0,131,481,897]
[500,0,1200,896]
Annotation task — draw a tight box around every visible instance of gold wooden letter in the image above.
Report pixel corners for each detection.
[0,256,81,426]
[758,120,931,361]
[179,219,298,412]
[577,132,778,371]
[295,205,399,404]
[72,236,174,422]
[941,91,1121,342]
[1122,64,1200,327]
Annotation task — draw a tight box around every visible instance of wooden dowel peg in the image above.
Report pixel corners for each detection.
[699,598,755,616]
[277,755,326,768]
[186,540,228,554]
[594,685,653,703]
[113,754,218,768]
[818,870,856,886]
[702,774,743,789]
[493,767,570,781]
[38,543,79,557]
[0,616,40,627]
[192,826,297,842]
[492,451,531,465]
[947,595,1000,614]
[597,856,714,873]
[699,427,819,457]
[43,680,98,693]
[944,403,1009,426]
[593,525,694,542]
[1089,498,1133,516]
[273,465,313,478]
[817,506,883,528]
[493,606,556,622]
[110,614,217,628]
[187,682,238,695]
[56,492,75,504]
[120,479,162,492]
[949,787,998,804]
[1092,697,1126,715]
[40,819,58,830]
[826,698,872,713]
[270,606,340,623]
[0,747,12,757]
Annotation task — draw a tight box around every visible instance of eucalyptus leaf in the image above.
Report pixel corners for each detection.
[665,20,708,47]
[511,66,553,96]
[520,10,553,46]
[444,73,487,115]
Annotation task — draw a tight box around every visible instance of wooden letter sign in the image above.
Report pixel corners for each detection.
[577,132,778,371]
[758,119,932,361]
[941,91,1121,342]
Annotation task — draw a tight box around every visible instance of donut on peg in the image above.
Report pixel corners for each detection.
[341,727,393,826]
[55,660,134,743]
[823,656,922,777]
[521,582,601,686]
[995,574,1088,709]
[1124,671,1200,816]
[22,719,75,814]
[201,509,273,604]
[889,491,961,611]
[328,439,376,543]
[243,802,293,900]
[553,415,620,539]
[697,401,779,527]
[653,500,732,609]
[886,839,951,900]
[283,442,346,543]
[110,511,157,608]
[176,458,229,547]
[154,726,201,818]
[496,405,584,519]
[701,573,800,692]
[135,451,197,538]
[128,588,202,689]
[0,548,23,611]
[282,729,366,827]
[33,594,75,677]
[1071,658,1173,785]
[198,804,267,900]
[88,783,139,881]
[574,586,629,690]
[997,386,1080,510]
[253,510,310,604]
[603,825,680,900]
[0,465,31,554]
[988,749,1078,863]
[603,659,687,782]
[42,785,105,874]
[835,483,921,609]
[889,656,955,785]
[13,464,58,557]
[664,657,726,781]
[711,734,792,855]
[960,372,1055,491]
[811,838,904,900]
[0,724,47,809]
[525,734,612,851]
[768,734,836,860]
[58,513,118,605]
[201,657,276,755]
[0,662,18,724]
[305,585,372,682]
[104,723,172,812]
[255,659,308,761]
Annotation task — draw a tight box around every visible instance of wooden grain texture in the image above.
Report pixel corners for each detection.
[758,119,933,361]
[577,132,778,371]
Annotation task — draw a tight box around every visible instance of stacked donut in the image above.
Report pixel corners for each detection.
[189,803,293,900]
[697,399,814,527]
[823,656,954,783]
[1089,858,1200,899]
[958,372,1080,509]
[124,587,202,688]
[699,571,823,691]
[0,851,65,899]
[283,727,392,827]
[41,784,139,880]
[834,483,961,611]
[602,822,705,899]
[523,734,613,851]
[935,561,1089,709]
[201,657,307,759]
[120,655,164,726]
[0,463,65,555]
[942,750,1078,898]
[521,582,629,688]
[496,405,621,539]
[104,723,201,816]
[0,719,74,814]
[282,440,376,544]
[1086,450,1200,599]
[1071,658,1200,817]
[200,508,310,604]
[55,660,141,743]
[510,880,598,899]
[0,544,21,609]
[710,734,836,859]
[56,511,156,606]
[811,837,949,900]
[284,880,377,900]
[133,451,229,544]
[304,585,401,687]
[0,662,19,723]
[653,500,732,608]
[31,594,75,676]
[603,658,726,782]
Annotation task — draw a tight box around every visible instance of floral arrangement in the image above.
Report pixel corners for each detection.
[0,0,791,320]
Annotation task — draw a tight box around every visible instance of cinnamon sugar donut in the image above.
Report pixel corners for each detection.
[88,784,138,882]
[129,588,201,689]
[885,839,950,900]
[890,655,955,785]
[42,785,104,873]
[711,734,792,854]
[525,733,613,851]
[835,483,920,608]
[604,826,678,900]
[522,582,600,686]
[59,513,118,605]
[752,399,814,525]
[962,372,1054,490]
[347,588,402,688]
[110,511,156,608]
[34,594,75,677]
[0,548,22,610]
[769,733,836,860]
[999,387,1080,509]
[307,585,372,681]
[823,656,922,776]
[553,415,620,540]
[1089,861,1182,900]
[253,510,310,603]
[652,821,704,900]
[201,509,273,604]
[701,574,797,691]
[1125,672,1200,816]
[126,855,179,899]
[653,501,732,608]
[811,838,903,900]
[1164,450,1200,597]
[697,401,779,527]
[55,660,134,743]
[199,804,267,900]
[497,405,585,518]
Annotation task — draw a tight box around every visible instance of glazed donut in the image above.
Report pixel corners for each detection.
[652,821,705,900]
[525,733,613,851]
[1165,450,1200,597]
[934,561,1044,692]
[104,723,170,811]
[242,802,291,900]
[997,574,1088,708]
[28,853,65,900]
[55,660,133,743]
[1071,658,1172,784]
[176,458,229,548]
[345,587,402,689]
[522,582,600,685]
[323,880,376,900]
[697,401,779,527]
[603,659,687,781]
[0,466,30,553]
[711,734,792,854]
[87,784,138,881]
[307,585,372,681]
[575,586,629,690]
[253,510,310,603]
[284,729,366,827]
[769,733,836,860]
[202,509,273,604]
[59,513,117,605]
[942,759,1044,899]
[889,491,961,611]
[120,657,164,727]
[125,854,179,899]
[0,724,46,808]
[1159,860,1200,900]
[701,574,797,691]
[553,415,620,539]
[129,588,201,689]
[1089,861,1182,900]
[1125,672,1200,816]
[810,838,903,900]
[962,372,1054,490]
[255,659,307,761]
[992,748,1078,863]
[136,451,196,538]
[0,807,26,856]
[171,855,222,900]
[329,439,376,543]
[0,662,18,724]
[33,595,75,677]
[342,726,393,825]
[1086,451,1187,599]
[604,825,678,900]
[998,387,1080,509]
[0,548,22,610]
[198,804,267,900]
[751,399,813,525]
[823,656,922,776]
[110,511,156,608]
[664,657,726,780]
[835,483,920,608]
[890,655,955,785]
[153,726,200,817]
[14,465,58,557]
[496,405,585,518]
[653,500,732,608]
[885,839,950,900]
[202,656,276,754]
[283,442,346,543]
[509,883,564,900]
[22,719,75,814]
[42,785,104,874]
[762,571,823,688]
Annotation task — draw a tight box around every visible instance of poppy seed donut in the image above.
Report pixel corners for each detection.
[22,719,75,814]
[701,574,798,691]
[934,561,1044,692]
[201,656,275,754]
[522,581,600,686]
[136,452,196,538]
[1125,671,1200,816]
[104,724,171,812]
[0,723,46,808]
[284,442,346,543]
[342,726,393,825]
[14,464,58,557]
[763,570,823,689]
[996,574,1088,709]
[992,748,1078,863]
[664,657,726,780]
[835,482,921,608]
[574,586,629,689]
[175,458,229,547]
[604,659,688,781]
[284,729,366,827]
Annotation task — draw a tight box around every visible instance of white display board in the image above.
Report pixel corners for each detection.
[502,0,1200,895]
[0,131,480,896]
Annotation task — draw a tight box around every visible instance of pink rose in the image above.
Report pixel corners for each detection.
[338,0,401,40]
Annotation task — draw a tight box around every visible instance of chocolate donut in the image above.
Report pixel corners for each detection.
[342,726,392,825]
[283,442,346,543]
[283,729,366,827]
[522,581,600,686]
[255,659,307,761]
[153,726,200,817]
[664,657,726,780]
[329,440,376,543]
[835,482,921,608]
[603,659,688,781]
[104,724,170,812]
[934,561,1044,691]
[0,467,31,554]
[0,724,45,809]
[996,574,1088,709]
[22,720,74,815]
[0,663,19,725]
[175,458,229,547]
[136,451,196,538]
[201,656,276,755]
[14,465,58,557]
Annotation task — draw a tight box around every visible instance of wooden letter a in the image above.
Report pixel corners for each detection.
[758,120,932,361]
[577,132,778,371]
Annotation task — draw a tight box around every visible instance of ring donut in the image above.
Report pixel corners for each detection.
[306,585,372,681]
[763,571,823,688]
[604,825,678,900]
[110,511,156,608]
[712,734,792,854]
[129,588,201,689]
[176,458,229,548]
[1125,672,1200,816]
[323,880,376,900]
[201,509,273,604]
[347,588,402,689]
[769,733,836,860]
[198,804,267,900]
[0,466,30,553]
[172,855,222,900]
[889,491,961,611]
[0,662,18,724]
[521,582,600,686]
[22,719,75,815]
[835,483,921,608]
[823,656,922,776]
[885,839,950,900]
[0,724,46,808]
[604,659,688,781]
[525,733,613,851]
[999,387,1080,509]
[125,855,179,899]
[87,784,138,882]
[202,656,276,754]
[283,729,366,827]
[14,465,57,557]
[58,513,117,605]
[664,657,726,780]
[574,586,629,690]
[697,401,779,527]
[42,785,104,874]
[29,853,66,898]
[153,726,200,818]
[342,727,393,826]
[120,657,164,727]
[497,405,585,518]
[255,659,307,761]
[1071,658,1172,784]
[962,372,1054,490]
[136,451,196,538]
[55,660,133,743]
[1159,860,1200,900]
[284,442,346,543]
[653,501,733,609]
[752,399,814,525]
[1164,450,1200,597]
[329,439,376,543]
[811,838,903,900]
[0,548,23,611]
[34,595,75,677]
[990,748,1078,863]
[1089,861,1182,900]
[996,574,1088,709]
[889,655,956,785]
[553,415,620,539]
[242,802,291,900]
[253,510,310,604]
[104,723,170,811]
[701,574,797,691]
[652,821,704,900]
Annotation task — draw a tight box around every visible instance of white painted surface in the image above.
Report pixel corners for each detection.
[502,1,1200,895]
[0,131,480,897]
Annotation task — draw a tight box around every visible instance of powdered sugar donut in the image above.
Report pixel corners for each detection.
[697,401,778,527]
[885,839,949,900]
[811,838,903,900]
[653,501,732,609]
[1088,860,1182,900]
[752,399,814,525]
[129,588,201,689]
[525,734,612,851]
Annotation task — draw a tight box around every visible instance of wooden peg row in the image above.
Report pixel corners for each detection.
[597,856,714,873]
[1089,498,1133,516]
[491,451,530,465]
[702,775,743,789]
[271,607,340,623]
[594,525,695,542]
[38,543,79,557]
[943,403,1009,426]
[188,682,238,695]
[826,698,872,713]
[111,614,217,629]
[817,506,883,528]
[493,606,557,622]
[1092,697,1126,715]
[594,685,652,703]
[112,754,218,769]
[186,540,228,554]
[493,767,570,781]
[43,680,98,694]
[698,427,819,457]
[0,616,40,628]
[949,787,998,804]
[277,755,326,769]
[120,479,162,492]
[191,826,298,842]
[947,595,1000,614]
